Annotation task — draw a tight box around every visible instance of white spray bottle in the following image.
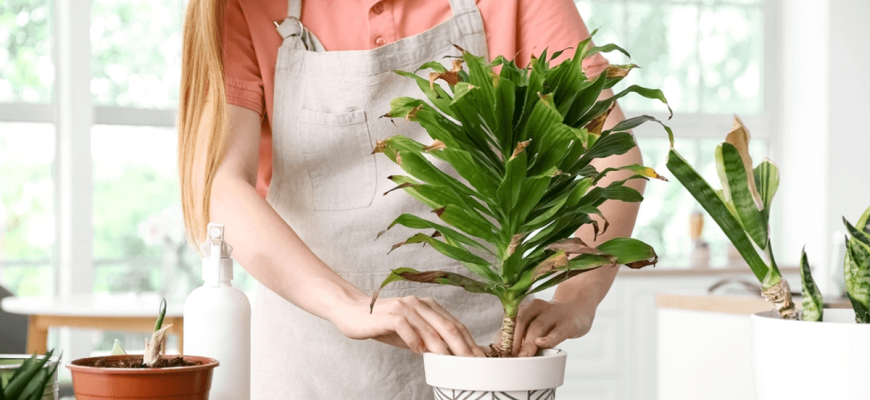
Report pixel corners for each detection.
[184,223,251,400]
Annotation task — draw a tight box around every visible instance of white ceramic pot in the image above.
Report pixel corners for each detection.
[423,349,566,399]
[751,309,870,399]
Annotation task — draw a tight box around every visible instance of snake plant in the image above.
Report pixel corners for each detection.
[0,350,60,400]
[664,117,798,319]
[371,35,670,357]
[666,118,870,323]
[844,205,870,323]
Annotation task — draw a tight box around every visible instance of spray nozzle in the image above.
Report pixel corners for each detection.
[200,222,235,286]
[201,223,233,258]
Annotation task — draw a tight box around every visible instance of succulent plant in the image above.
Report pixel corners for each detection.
[370,36,670,357]
[800,248,823,322]
[0,350,60,400]
[664,117,797,319]
[843,205,870,323]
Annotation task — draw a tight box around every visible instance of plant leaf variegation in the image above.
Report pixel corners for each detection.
[844,206,870,323]
[370,37,670,357]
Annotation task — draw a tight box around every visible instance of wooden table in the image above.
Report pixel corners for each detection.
[1,293,184,355]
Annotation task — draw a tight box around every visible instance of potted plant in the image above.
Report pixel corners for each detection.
[370,36,668,397]
[67,299,219,400]
[0,350,61,400]
[665,116,870,398]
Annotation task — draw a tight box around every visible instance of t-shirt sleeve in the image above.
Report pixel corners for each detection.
[223,0,265,115]
[515,0,610,76]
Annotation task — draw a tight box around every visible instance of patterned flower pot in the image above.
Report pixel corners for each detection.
[424,349,566,399]
[752,309,870,399]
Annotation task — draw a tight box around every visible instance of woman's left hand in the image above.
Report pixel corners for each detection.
[511,298,595,357]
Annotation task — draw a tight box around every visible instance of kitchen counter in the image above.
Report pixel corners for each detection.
[619,266,799,278]
[656,292,851,315]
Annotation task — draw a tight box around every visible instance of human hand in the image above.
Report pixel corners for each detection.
[332,295,486,357]
[510,298,595,357]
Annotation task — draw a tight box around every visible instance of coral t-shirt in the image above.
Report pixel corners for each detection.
[223,0,609,197]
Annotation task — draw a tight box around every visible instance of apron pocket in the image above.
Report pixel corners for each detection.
[298,107,377,211]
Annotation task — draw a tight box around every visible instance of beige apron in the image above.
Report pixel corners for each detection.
[254,0,503,398]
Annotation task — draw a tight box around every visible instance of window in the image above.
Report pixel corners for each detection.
[575,0,772,267]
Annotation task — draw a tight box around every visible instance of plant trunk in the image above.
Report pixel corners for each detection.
[496,301,520,358]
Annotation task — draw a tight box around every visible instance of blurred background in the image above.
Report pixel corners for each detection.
[1,0,868,399]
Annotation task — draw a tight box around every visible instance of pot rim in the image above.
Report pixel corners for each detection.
[751,308,870,327]
[66,355,219,375]
[423,348,567,391]
[423,347,566,362]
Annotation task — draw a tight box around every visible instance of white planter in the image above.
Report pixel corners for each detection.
[424,349,567,399]
[751,308,870,399]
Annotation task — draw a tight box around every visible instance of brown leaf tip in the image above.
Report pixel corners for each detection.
[433,207,446,217]
[371,140,386,155]
[510,139,531,160]
[423,140,447,152]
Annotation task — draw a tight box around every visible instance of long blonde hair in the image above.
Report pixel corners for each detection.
[178,0,227,246]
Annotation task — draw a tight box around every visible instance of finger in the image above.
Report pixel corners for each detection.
[513,300,546,355]
[421,298,485,357]
[402,306,451,355]
[415,301,477,357]
[389,315,424,354]
[519,316,556,357]
[534,324,573,349]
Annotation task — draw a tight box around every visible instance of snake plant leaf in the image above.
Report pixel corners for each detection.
[724,116,763,210]
[844,236,870,323]
[2,350,54,400]
[154,298,167,332]
[844,207,870,323]
[716,143,768,248]
[379,213,493,255]
[111,339,127,355]
[370,267,496,311]
[800,248,824,322]
[666,149,771,284]
[753,159,779,227]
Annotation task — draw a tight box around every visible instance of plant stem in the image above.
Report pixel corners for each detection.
[498,300,520,357]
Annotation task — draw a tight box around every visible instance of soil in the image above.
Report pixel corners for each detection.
[81,356,202,369]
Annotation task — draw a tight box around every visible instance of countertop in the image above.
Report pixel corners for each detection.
[656,292,852,315]
[618,266,800,277]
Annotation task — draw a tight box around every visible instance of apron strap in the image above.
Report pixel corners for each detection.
[448,0,479,14]
[287,0,302,19]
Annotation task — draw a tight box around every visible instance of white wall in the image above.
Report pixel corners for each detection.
[777,0,869,285]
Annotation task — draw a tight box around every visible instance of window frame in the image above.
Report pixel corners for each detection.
[1,0,781,284]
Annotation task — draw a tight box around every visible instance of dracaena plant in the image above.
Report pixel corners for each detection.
[369,36,669,357]
[665,118,870,323]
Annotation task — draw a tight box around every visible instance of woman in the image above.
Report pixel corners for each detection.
[178,0,645,397]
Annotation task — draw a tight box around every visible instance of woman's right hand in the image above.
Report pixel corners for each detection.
[332,295,486,357]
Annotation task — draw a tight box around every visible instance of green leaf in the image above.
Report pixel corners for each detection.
[393,70,455,117]
[436,205,499,245]
[716,143,768,248]
[154,298,167,332]
[576,85,672,128]
[381,214,494,256]
[389,233,496,281]
[593,164,667,185]
[111,339,127,355]
[370,268,495,312]
[800,248,823,322]
[527,254,615,294]
[564,71,608,127]
[844,237,870,323]
[587,43,631,58]
[595,237,658,268]
[666,149,772,284]
[3,350,54,400]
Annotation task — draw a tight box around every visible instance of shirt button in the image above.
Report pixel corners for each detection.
[372,3,384,15]
[375,37,387,46]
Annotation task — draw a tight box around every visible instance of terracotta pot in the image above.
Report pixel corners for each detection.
[67,355,219,400]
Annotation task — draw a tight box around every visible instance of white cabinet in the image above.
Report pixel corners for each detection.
[538,269,790,400]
